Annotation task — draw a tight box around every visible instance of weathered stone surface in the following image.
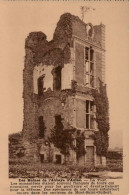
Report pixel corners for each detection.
[75,42,84,85]
[21,13,108,166]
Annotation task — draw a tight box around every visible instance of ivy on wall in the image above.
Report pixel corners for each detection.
[25,13,73,66]
[9,132,25,158]
[49,118,75,156]
[34,79,109,158]
[50,116,86,159]
[76,130,86,160]
[92,80,110,156]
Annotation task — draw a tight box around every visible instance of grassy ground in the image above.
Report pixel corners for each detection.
[9,158,123,178]
[106,159,123,172]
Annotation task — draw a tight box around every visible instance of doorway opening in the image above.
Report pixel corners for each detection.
[55,154,61,164]
[40,154,44,163]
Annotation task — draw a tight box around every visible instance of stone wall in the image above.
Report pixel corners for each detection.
[21,13,107,165]
[75,42,84,85]
[76,99,86,129]
[95,51,102,88]
[38,95,75,137]
[94,24,106,85]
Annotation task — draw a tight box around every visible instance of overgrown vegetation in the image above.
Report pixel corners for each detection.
[107,150,123,160]
[25,13,73,66]
[50,80,110,158]
[9,158,123,178]
[76,130,86,160]
[49,116,85,159]
[9,132,25,158]
[92,80,110,157]
[49,116,75,156]
[9,132,22,143]
[9,160,95,178]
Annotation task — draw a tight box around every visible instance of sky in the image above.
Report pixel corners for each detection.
[0,1,129,149]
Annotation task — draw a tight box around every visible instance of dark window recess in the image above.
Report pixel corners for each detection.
[90,62,94,74]
[55,115,61,125]
[56,154,61,164]
[85,47,89,62]
[55,115,63,130]
[38,76,44,96]
[90,49,94,61]
[90,101,94,112]
[53,67,61,90]
[40,154,44,163]
[88,28,92,38]
[86,114,89,129]
[86,100,89,113]
[39,116,46,138]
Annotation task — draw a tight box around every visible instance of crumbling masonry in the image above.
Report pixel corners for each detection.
[23,13,109,166]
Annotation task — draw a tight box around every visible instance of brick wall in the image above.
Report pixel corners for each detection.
[75,42,84,85]
[94,24,106,85]
[72,17,87,40]
[38,98,63,137]
[95,51,102,88]
[93,24,105,49]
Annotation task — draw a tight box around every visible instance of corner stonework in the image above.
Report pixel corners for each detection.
[22,13,109,166]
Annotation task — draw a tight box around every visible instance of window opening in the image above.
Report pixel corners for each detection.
[55,115,62,126]
[39,116,45,138]
[85,47,89,62]
[38,76,44,96]
[53,67,61,90]
[86,100,94,130]
[55,154,61,164]
[40,154,44,163]
[85,47,94,88]
[90,49,94,62]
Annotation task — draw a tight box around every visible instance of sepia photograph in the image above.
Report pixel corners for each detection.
[0,1,129,194]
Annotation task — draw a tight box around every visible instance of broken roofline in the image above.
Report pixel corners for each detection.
[25,12,105,65]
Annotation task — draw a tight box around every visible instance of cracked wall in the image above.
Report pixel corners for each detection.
[22,13,107,165]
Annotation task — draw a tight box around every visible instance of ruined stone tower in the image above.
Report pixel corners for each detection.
[23,13,109,166]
